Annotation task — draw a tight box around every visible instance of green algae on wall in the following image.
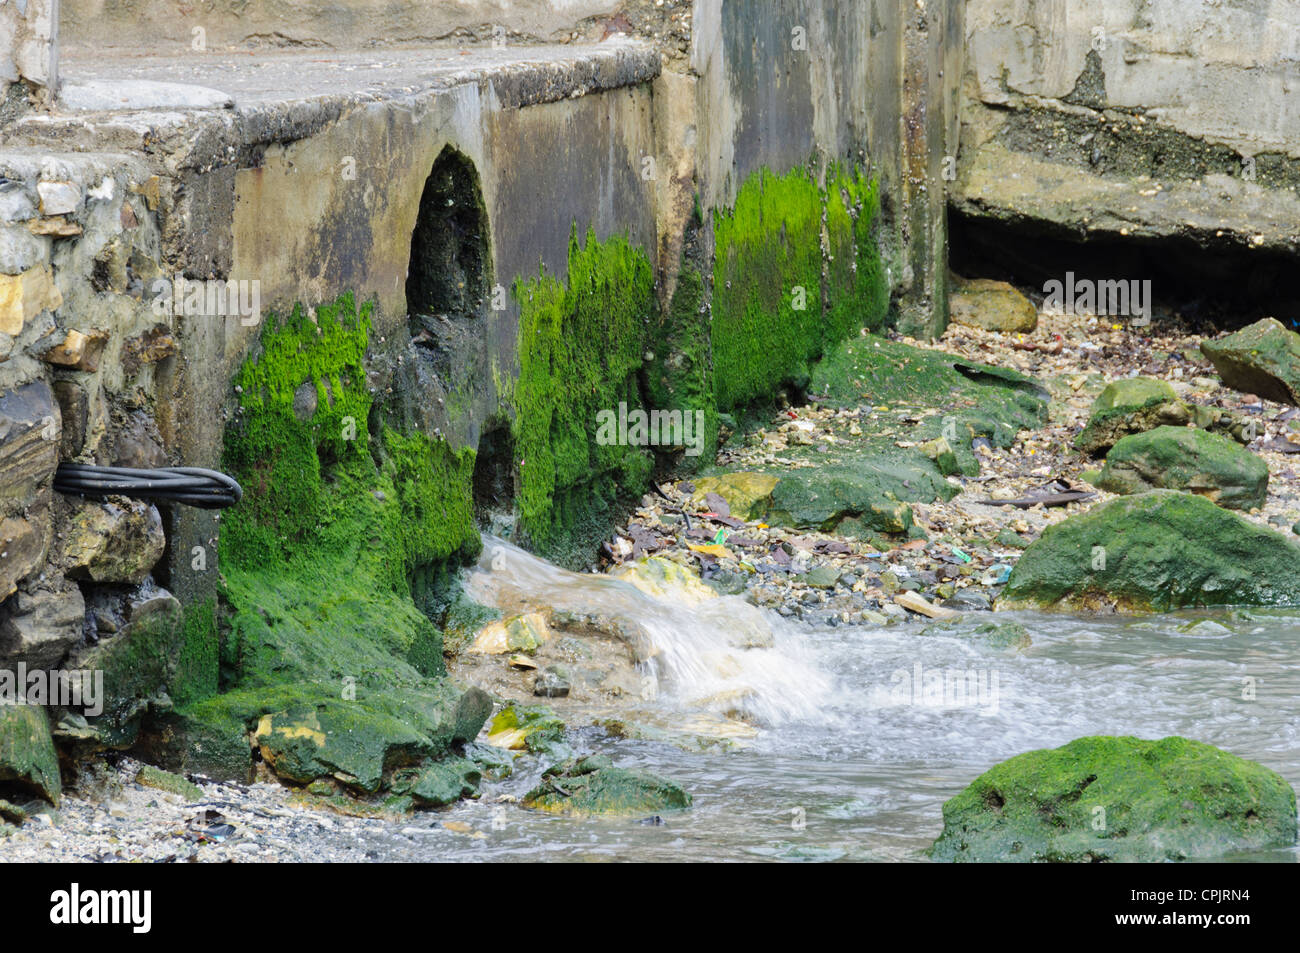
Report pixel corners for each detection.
[168,294,490,787]
[824,163,889,342]
[510,226,656,566]
[712,166,825,410]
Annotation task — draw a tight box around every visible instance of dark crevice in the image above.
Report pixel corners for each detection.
[950,208,1300,334]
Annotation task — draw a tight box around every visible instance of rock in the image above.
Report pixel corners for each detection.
[40,329,109,371]
[120,325,177,376]
[36,182,82,216]
[485,704,565,753]
[0,512,49,602]
[450,686,492,744]
[469,612,551,655]
[800,566,842,589]
[0,705,60,805]
[930,736,1297,862]
[135,764,203,802]
[1074,394,1191,455]
[948,277,1038,332]
[918,436,960,476]
[1091,377,1178,414]
[292,381,318,422]
[766,462,933,535]
[62,500,166,584]
[1099,426,1269,510]
[0,586,85,669]
[255,702,434,794]
[999,490,1300,612]
[609,555,717,606]
[0,266,62,336]
[533,667,571,698]
[51,381,88,458]
[687,472,779,522]
[523,755,692,817]
[995,527,1030,549]
[0,225,47,275]
[923,618,1031,650]
[110,412,167,469]
[391,757,481,807]
[0,381,59,502]
[1201,318,1300,405]
[894,590,959,619]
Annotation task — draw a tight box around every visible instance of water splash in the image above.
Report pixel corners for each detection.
[463,536,834,725]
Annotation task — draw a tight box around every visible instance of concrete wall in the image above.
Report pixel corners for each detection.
[1,0,58,104]
[955,0,1300,260]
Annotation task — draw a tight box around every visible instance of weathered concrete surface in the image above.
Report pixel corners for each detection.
[954,0,1300,260]
[0,0,58,104]
[62,0,624,51]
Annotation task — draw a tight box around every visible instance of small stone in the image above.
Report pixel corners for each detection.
[533,668,571,698]
[36,182,82,217]
[0,266,63,336]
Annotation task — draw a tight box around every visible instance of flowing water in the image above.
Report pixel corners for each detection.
[364,541,1300,862]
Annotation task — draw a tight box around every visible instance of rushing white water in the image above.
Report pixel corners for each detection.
[310,542,1300,862]
[463,536,834,725]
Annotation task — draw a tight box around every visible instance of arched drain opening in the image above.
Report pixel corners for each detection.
[407,144,492,367]
[472,417,516,534]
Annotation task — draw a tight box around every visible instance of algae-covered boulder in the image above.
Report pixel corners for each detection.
[390,757,482,807]
[1099,426,1268,510]
[0,705,60,805]
[1201,317,1300,405]
[523,755,692,817]
[948,278,1038,333]
[930,736,1297,862]
[999,490,1300,611]
[765,461,948,535]
[1091,377,1177,414]
[255,701,435,793]
[1074,394,1190,455]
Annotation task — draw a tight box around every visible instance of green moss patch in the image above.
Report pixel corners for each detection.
[930,736,1297,862]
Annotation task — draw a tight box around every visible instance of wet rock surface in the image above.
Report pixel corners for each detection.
[930,736,1297,863]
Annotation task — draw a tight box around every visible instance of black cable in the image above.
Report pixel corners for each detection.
[54,464,243,510]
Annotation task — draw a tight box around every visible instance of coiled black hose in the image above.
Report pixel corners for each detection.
[54,464,243,510]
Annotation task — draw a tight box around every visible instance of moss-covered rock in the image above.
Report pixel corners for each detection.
[0,705,59,805]
[930,736,1297,862]
[523,754,692,817]
[486,704,566,754]
[1099,426,1269,509]
[999,490,1300,611]
[1074,395,1191,455]
[1201,317,1300,405]
[135,764,203,802]
[1091,377,1178,414]
[948,278,1038,333]
[391,757,483,807]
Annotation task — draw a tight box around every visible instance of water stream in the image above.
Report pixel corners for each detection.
[366,542,1300,862]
